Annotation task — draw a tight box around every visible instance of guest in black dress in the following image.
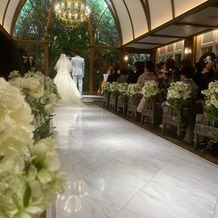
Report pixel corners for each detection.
[107,63,120,83]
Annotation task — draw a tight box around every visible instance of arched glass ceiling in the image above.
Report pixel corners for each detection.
[1,0,217,51]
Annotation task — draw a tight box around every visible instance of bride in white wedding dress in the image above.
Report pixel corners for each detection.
[54,53,85,106]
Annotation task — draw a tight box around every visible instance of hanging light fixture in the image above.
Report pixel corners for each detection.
[54,0,91,28]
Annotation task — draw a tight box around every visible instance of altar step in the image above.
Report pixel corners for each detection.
[81,95,103,103]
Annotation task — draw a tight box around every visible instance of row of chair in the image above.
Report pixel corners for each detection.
[102,91,218,152]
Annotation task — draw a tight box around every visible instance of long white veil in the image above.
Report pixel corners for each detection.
[54,54,72,73]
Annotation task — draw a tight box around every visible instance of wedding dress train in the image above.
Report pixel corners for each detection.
[54,54,85,106]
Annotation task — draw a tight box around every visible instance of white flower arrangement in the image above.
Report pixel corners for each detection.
[110,82,119,92]
[166,81,191,102]
[166,81,191,123]
[9,71,61,140]
[116,83,128,102]
[118,82,128,94]
[127,83,141,98]
[0,78,66,218]
[201,81,218,123]
[141,80,159,99]
[103,82,111,92]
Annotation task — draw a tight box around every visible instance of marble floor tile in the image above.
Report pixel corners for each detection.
[55,193,121,218]
[124,179,215,218]
[214,202,218,218]
[114,209,149,218]
[49,104,218,218]
[67,167,146,208]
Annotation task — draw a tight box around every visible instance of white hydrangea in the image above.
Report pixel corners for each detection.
[167,81,191,102]
[127,83,141,97]
[9,71,61,140]
[0,78,66,218]
[110,82,119,92]
[202,81,218,109]
[0,78,34,155]
[118,82,128,93]
[141,80,159,99]
[201,81,218,123]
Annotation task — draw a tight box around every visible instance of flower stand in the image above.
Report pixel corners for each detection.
[141,96,162,127]
[162,104,189,140]
[102,91,110,109]
[194,118,218,151]
[109,91,118,112]
[117,94,128,115]
[127,94,142,120]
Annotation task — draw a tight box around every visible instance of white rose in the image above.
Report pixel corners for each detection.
[23,77,40,89]
[44,104,55,114]
[29,87,44,98]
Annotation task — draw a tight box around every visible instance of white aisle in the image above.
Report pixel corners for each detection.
[50,104,218,218]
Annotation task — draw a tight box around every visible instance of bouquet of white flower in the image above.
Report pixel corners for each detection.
[103,82,111,92]
[166,81,191,123]
[9,71,61,140]
[118,82,128,94]
[127,83,141,98]
[141,80,159,99]
[110,82,119,92]
[202,81,218,124]
[166,81,191,101]
[0,78,66,218]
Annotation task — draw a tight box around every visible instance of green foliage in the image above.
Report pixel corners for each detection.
[14,0,120,92]
[171,99,183,124]
[128,54,151,67]
[204,104,218,125]
[48,15,90,81]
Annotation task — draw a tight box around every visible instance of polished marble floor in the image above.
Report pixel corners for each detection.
[49,103,218,218]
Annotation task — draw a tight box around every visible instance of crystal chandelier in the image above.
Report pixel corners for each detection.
[54,0,91,28]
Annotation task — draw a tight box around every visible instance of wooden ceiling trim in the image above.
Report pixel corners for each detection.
[11,0,27,35]
[140,0,150,31]
[104,0,123,45]
[171,0,175,18]
[153,33,184,39]
[134,41,165,45]
[122,0,134,39]
[177,22,218,29]
[2,0,11,27]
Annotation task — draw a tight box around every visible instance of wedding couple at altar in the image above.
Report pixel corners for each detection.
[54,51,85,106]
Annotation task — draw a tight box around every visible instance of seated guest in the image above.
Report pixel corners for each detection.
[117,68,128,83]
[137,60,156,88]
[127,61,144,84]
[107,63,120,83]
[180,64,201,144]
[163,58,180,88]
[155,62,164,78]
[98,65,113,95]
[193,62,204,98]
[180,65,199,100]
[137,61,156,113]
[155,62,165,91]
[198,52,217,91]
[159,59,190,128]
